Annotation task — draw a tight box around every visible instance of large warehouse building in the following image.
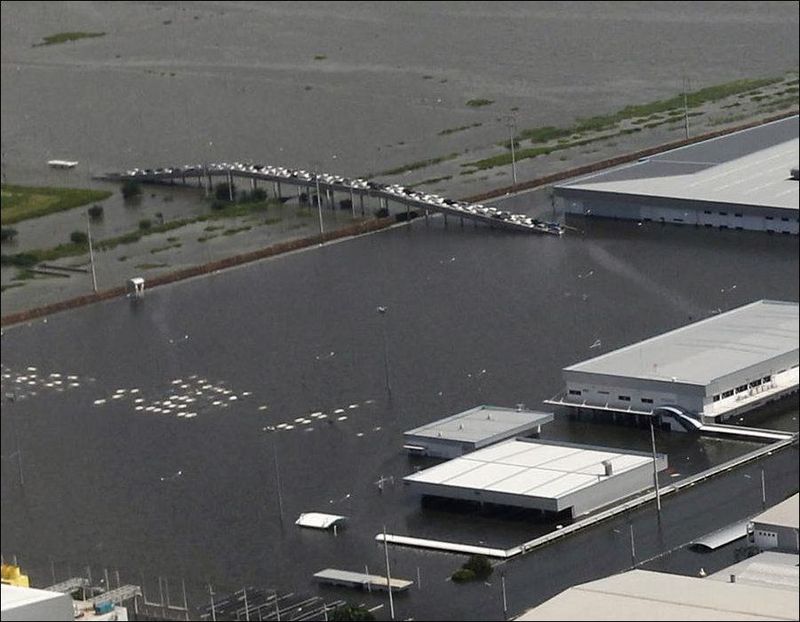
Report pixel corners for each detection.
[403,438,667,518]
[554,116,799,234]
[546,300,799,425]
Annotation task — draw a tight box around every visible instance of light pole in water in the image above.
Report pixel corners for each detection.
[377,306,391,397]
[264,426,284,524]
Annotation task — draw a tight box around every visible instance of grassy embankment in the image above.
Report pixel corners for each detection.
[462,75,794,172]
[1,184,112,225]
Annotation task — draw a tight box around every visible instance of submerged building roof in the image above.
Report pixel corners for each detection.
[565,300,799,385]
[556,116,799,211]
[404,405,553,445]
[404,438,657,501]
[514,569,800,621]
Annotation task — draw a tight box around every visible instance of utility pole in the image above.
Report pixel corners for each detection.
[266,426,284,524]
[505,115,517,185]
[315,173,325,241]
[683,77,690,140]
[377,306,391,397]
[761,468,766,509]
[501,572,508,620]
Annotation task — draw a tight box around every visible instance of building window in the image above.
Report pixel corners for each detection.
[703,210,712,215]
[781,217,789,222]
[722,389,734,398]
[766,216,774,220]
[713,395,721,402]
[735,213,742,218]
[762,375,771,383]
[568,389,582,396]
[736,384,748,393]
[750,379,762,388]
[641,398,654,404]
[719,211,728,216]
[618,395,631,402]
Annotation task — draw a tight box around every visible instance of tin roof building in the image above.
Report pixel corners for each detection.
[554,116,799,235]
[546,300,799,425]
[403,438,666,518]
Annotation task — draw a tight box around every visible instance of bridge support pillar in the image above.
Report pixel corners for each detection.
[444,213,448,227]
[425,209,429,225]
[406,204,410,222]
[350,189,355,219]
[276,182,282,201]
[250,178,255,191]
[228,171,234,201]
[360,194,365,216]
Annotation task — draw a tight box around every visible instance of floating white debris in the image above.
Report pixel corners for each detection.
[181,384,189,389]
[365,399,376,404]
[67,375,78,380]
[356,432,364,437]
[50,373,61,378]
[348,404,359,409]
[373,426,382,431]
[305,427,314,432]
[184,413,197,419]
[228,395,238,401]
[284,424,295,430]
[177,404,187,409]
[337,416,348,421]
[52,380,62,385]
[310,411,323,417]
[277,423,289,429]
[176,412,187,418]
[135,406,144,411]
[334,408,345,414]
[115,389,126,394]
[27,367,37,372]
[45,382,54,388]
[153,408,163,413]
[171,379,183,385]
[130,388,140,394]
[294,417,305,423]
[242,391,252,396]
[69,382,80,388]
[258,405,268,411]
[94,399,107,405]
[213,400,222,406]
[145,406,155,412]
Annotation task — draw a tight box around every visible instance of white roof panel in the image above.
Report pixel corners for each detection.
[565,300,799,385]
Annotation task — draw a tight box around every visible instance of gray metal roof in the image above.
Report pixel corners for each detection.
[557,116,799,211]
[514,569,800,621]
[403,438,656,500]
[404,405,553,444]
[565,300,799,386]
[751,494,799,530]
[708,552,799,592]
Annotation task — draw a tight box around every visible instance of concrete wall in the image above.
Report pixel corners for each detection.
[1,586,74,621]
[555,191,799,235]
[404,436,475,459]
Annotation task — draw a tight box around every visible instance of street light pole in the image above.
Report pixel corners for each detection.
[383,525,395,621]
[649,418,661,514]
[266,426,284,524]
[377,306,391,397]
[683,77,690,140]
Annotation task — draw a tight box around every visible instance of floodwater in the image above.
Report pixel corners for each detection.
[1,2,799,620]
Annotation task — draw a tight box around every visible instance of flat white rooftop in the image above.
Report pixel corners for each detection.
[514,569,800,621]
[565,300,799,385]
[751,494,799,530]
[404,405,553,445]
[557,116,800,212]
[404,439,654,500]
[708,552,799,592]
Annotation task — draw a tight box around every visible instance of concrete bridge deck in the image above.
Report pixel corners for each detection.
[99,162,564,235]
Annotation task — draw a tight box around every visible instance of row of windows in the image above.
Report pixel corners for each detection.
[568,389,654,405]
[711,374,773,402]
[701,210,793,222]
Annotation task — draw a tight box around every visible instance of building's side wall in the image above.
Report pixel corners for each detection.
[404,436,473,459]
[752,522,800,553]
[555,190,799,234]
[1,590,74,622]
[563,371,705,414]
[559,457,667,517]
